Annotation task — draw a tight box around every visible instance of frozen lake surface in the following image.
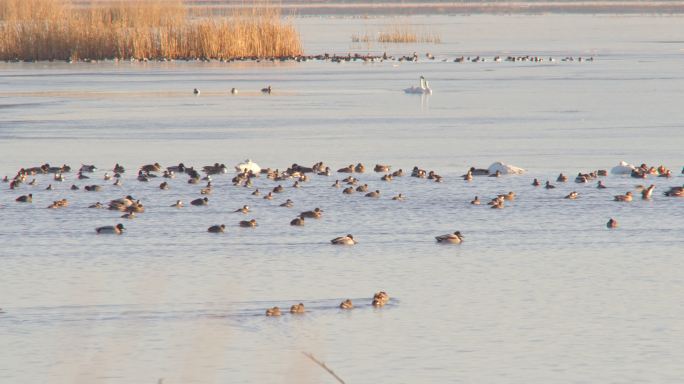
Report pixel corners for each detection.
[0,14,683,384]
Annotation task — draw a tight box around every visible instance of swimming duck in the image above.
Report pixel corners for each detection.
[171,200,183,208]
[597,180,607,189]
[392,193,405,201]
[239,219,257,227]
[70,184,79,190]
[564,191,579,199]
[641,184,655,199]
[500,191,516,201]
[339,299,353,309]
[252,188,260,196]
[45,184,53,190]
[337,164,354,173]
[427,171,442,181]
[159,182,169,190]
[47,199,68,209]
[301,208,323,218]
[290,215,305,226]
[273,185,284,193]
[332,180,341,188]
[435,231,464,244]
[113,179,122,187]
[208,224,226,233]
[607,218,618,228]
[89,202,103,208]
[374,164,391,173]
[193,88,200,95]
[141,163,162,173]
[15,194,32,203]
[365,190,380,198]
[290,303,305,314]
[545,181,555,189]
[354,163,365,173]
[356,184,369,192]
[28,179,37,186]
[614,192,633,202]
[342,187,354,194]
[280,199,294,208]
[79,164,96,173]
[104,173,112,181]
[95,223,125,234]
[163,170,175,179]
[532,178,540,186]
[575,173,588,183]
[331,234,356,245]
[557,173,568,182]
[235,205,250,213]
[664,186,683,197]
[381,174,393,182]
[392,169,404,177]
[263,192,273,200]
[108,195,134,210]
[265,306,281,316]
[121,212,136,219]
[292,181,300,188]
[190,197,209,206]
[261,85,272,94]
[489,170,502,178]
[372,291,390,307]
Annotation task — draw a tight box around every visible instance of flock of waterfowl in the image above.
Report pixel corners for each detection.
[5,160,682,238]
[265,291,389,317]
[3,159,682,315]
[15,52,596,65]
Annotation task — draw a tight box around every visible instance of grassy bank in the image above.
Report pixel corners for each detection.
[0,0,302,61]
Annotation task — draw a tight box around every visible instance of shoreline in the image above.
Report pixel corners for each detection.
[183,1,684,15]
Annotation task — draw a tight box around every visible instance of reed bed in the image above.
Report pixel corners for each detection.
[352,24,441,44]
[0,0,302,61]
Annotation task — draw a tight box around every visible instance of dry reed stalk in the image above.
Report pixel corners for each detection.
[0,0,302,61]
[302,352,345,384]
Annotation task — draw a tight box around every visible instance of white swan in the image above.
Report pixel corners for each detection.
[404,76,432,94]
[610,161,636,175]
[235,159,261,174]
[487,162,526,175]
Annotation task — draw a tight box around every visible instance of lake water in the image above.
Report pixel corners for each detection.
[1,14,683,384]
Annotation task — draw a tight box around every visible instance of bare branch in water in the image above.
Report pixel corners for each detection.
[302,352,346,384]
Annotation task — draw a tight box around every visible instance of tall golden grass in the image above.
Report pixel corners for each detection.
[352,24,441,44]
[0,0,302,61]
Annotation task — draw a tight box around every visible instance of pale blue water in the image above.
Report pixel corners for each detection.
[0,14,683,384]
